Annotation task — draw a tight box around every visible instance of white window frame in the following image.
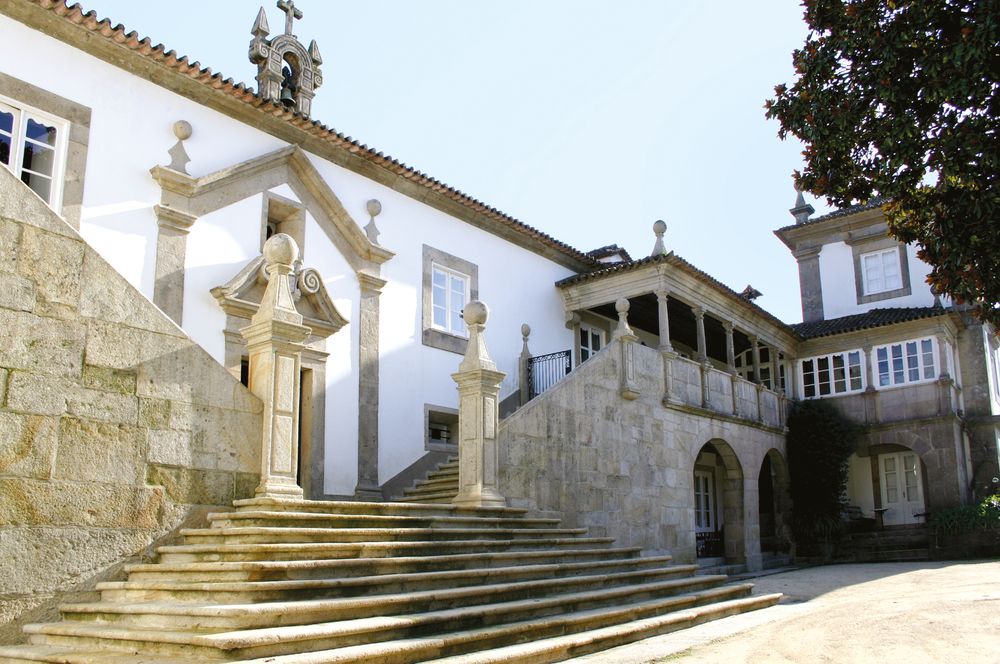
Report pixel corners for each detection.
[430,263,470,338]
[0,94,69,211]
[799,349,866,399]
[872,337,937,389]
[579,323,605,363]
[694,470,715,532]
[860,247,903,295]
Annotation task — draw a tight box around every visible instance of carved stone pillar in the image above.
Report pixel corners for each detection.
[693,306,707,362]
[723,321,736,374]
[566,312,582,367]
[519,323,531,406]
[863,344,879,424]
[770,347,781,392]
[241,234,311,500]
[655,289,673,352]
[614,298,640,400]
[354,272,386,500]
[152,204,197,325]
[751,336,762,384]
[452,301,507,509]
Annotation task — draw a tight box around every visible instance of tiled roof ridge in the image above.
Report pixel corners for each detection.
[586,244,633,261]
[25,0,598,268]
[791,305,947,339]
[776,196,887,233]
[557,252,796,336]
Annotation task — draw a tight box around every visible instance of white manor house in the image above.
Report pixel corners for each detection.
[0,1,998,661]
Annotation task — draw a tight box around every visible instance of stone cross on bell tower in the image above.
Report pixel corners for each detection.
[277,0,302,35]
[249,1,324,116]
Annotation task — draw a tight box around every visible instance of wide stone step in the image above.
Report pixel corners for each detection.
[207,510,560,531]
[0,644,202,663]
[96,561,695,604]
[156,536,618,564]
[126,547,648,582]
[231,497,519,518]
[394,491,458,503]
[179,526,590,546]
[425,468,459,481]
[404,477,459,492]
[26,576,737,660]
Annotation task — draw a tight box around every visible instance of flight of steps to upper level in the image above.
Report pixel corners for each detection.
[0,497,781,663]
[397,456,459,503]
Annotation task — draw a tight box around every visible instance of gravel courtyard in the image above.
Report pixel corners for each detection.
[572,560,1000,664]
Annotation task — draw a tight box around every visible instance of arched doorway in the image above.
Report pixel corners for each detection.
[758,449,791,554]
[692,440,745,564]
[847,445,928,527]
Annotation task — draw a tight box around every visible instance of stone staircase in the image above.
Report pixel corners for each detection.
[838,526,931,562]
[398,456,459,503]
[0,497,781,663]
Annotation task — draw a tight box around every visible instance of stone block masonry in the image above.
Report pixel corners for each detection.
[0,169,262,643]
[499,339,787,570]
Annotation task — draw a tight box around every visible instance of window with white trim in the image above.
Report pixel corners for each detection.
[800,350,865,398]
[874,337,936,388]
[693,470,715,531]
[861,248,902,295]
[430,264,469,337]
[0,98,68,209]
[579,323,604,363]
[991,340,1000,398]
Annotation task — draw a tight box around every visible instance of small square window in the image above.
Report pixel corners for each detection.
[861,248,903,295]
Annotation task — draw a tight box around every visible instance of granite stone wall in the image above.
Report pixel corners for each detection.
[498,339,788,570]
[0,170,262,642]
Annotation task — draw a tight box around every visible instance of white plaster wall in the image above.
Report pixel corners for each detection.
[4,18,576,493]
[183,194,264,363]
[1,17,287,297]
[819,241,940,320]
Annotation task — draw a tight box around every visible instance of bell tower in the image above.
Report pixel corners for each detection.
[249,0,323,116]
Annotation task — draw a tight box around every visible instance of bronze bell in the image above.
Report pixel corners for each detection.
[279,86,295,106]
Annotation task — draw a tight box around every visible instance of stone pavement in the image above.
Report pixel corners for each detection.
[569,560,1000,664]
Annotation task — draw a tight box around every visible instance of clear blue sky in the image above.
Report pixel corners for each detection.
[80,0,831,323]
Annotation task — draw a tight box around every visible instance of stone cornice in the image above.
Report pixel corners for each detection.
[774,206,886,251]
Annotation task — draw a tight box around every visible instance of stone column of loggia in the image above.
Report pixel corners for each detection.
[452,301,508,509]
[241,233,312,500]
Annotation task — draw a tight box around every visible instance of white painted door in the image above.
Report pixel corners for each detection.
[879,452,924,525]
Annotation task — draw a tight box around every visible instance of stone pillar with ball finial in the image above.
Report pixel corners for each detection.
[452,301,507,509]
[241,233,312,500]
[614,298,641,400]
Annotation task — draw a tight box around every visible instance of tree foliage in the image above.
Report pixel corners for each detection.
[766,0,1000,326]
[786,399,862,543]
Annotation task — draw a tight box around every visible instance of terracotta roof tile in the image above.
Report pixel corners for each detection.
[21,0,598,269]
[792,306,947,339]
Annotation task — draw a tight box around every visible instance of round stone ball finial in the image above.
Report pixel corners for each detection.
[366,199,382,218]
[263,233,299,267]
[615,298,630,314]
[172,120,193,141]
[464,300,489,326]
[521,323,531,338]
[653,219,667,236]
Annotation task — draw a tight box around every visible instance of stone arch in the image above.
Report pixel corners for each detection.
[758,448,791,554]
[692,438,745,565]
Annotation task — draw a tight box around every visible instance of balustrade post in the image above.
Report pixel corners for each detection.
[519,323,531,406]
[614,298,640,400]
[452,301,507,509]
[241,234,311,500]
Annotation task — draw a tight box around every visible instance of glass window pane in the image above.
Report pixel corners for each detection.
[25,117,57,147]
[906,342,919,381]
[0,108,12,135]
[591,331,601,352]
[832,354,846,393]
[0,134,10,166]
[432,270,446,288]
[432,283,446,307]
[22,142,55,177]
[450,309,463,334]
[21,170,52,203]
[432,304,446,327]
[922,339,936,379]
[451,277,465,299]
[891,345,904,384]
